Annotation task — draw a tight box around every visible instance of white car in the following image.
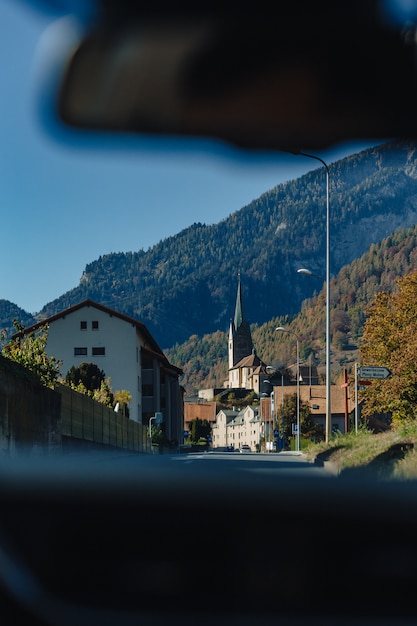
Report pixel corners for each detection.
[240,445,251,453]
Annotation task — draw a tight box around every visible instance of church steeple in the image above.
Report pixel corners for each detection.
[228,273,253,369]
[234,271,245,330]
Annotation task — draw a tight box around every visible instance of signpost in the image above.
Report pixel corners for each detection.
[358,366,392,380]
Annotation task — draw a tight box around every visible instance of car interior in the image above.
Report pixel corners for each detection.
[2,1,417,624]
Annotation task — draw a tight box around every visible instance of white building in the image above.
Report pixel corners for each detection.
[212,405,262,451]
[18,300,183,439]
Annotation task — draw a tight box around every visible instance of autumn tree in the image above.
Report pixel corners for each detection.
[275,393,323,442]
[114,389,132,417]
[2,321,62,388]
[360,270,417,426]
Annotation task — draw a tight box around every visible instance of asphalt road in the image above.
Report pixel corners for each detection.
[171,449,332,479]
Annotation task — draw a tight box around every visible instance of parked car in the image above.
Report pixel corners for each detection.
[240,445,251,453]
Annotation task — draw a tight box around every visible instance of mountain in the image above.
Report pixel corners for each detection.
[3,139,417,353]
[167,222,417,395]
[0,301,36,340]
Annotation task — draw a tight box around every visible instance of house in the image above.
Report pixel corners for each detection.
[184,400,217,431]
[16,300,184,442]
[212,405,262,451]
[272,383,356,434]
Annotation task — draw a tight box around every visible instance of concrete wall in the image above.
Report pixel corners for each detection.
[0,356,150,455]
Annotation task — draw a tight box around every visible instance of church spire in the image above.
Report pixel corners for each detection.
[234,271,245,330]
[229,272,254,368]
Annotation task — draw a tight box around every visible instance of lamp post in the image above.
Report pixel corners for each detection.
[259,391,269,453]
[262,379,274,452]
[276,327,300,452]
[265,366,285,450]
[296,152,331,443]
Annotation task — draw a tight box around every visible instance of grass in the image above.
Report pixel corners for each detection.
[303,421,417,480]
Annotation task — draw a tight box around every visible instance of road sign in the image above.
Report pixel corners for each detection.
[274,429,279,438]
[183,431,189,439]
[358,379,372,386]
[358,366,392,380]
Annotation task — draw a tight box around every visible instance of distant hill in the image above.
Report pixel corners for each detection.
[2,139,417,356]
[0,301,36,340]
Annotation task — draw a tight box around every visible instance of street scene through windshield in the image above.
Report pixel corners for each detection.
[2,1,417,625]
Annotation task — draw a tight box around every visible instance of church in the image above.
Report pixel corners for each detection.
[225,275,270,395]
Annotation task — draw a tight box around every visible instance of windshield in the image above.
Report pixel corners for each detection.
[2,2,417,625]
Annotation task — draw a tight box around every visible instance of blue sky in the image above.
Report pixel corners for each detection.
[0,0,382,315]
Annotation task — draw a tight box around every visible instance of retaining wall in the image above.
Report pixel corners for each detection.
[0,356,150,455]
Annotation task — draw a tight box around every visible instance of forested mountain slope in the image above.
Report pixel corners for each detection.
[0,301,36,341]
[167,223,417,395]
[2,140,417,353]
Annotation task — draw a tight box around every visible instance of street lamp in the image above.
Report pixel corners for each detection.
[265,367,285,451]
[297,268,324,280]
[262,379,272,452]
[149,411,163,452]
[276,327,300,452]
[296,152,331,443]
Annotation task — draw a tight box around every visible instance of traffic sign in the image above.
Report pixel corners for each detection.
[358,366,392,380]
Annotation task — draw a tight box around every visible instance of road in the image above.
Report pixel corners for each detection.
[171,449,332,480]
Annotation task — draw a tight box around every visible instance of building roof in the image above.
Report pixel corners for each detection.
[230,350,266,371]
[228,405,258,427]
[14,299,183,376]
[218,409,240,418]
[287,363,320,384]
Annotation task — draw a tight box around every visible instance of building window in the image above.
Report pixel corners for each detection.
[80,321,87,330]
[142,384,153,396]
[92,347,105,356]
[92,320,99,330]
[74,347,87,356]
